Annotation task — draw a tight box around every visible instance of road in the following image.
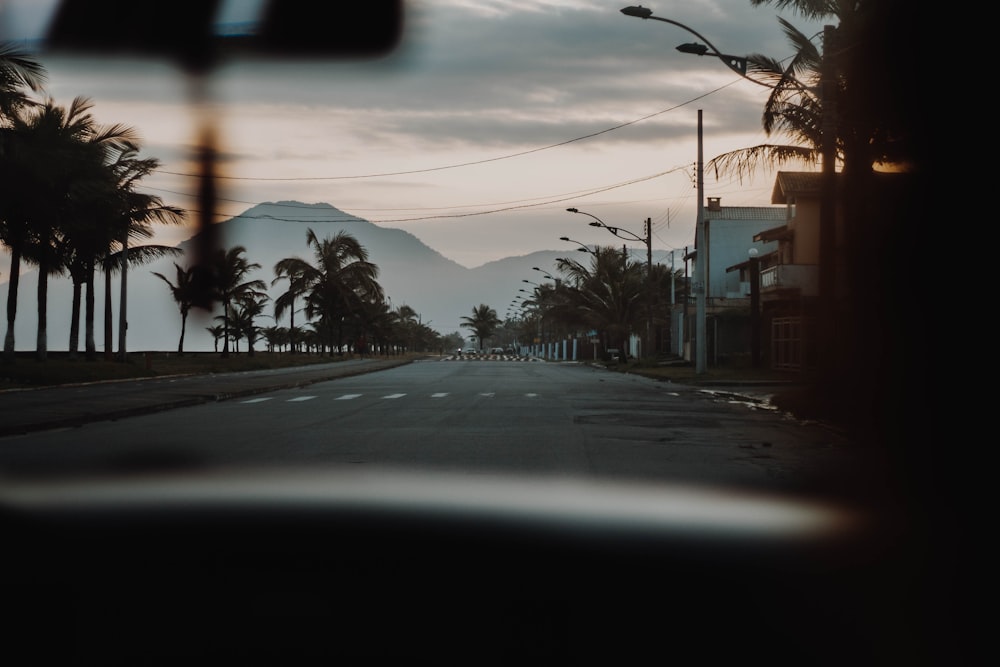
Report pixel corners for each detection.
[0,358,861,495]
[1,358,933,662]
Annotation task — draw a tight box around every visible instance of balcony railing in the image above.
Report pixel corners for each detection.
[759,264,818,296]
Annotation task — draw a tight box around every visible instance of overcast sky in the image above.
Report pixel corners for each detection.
[2,0,827,270]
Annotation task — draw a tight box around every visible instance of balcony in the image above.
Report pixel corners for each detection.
[759,264,818,297]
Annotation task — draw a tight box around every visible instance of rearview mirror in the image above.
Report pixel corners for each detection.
[43,0,404,72]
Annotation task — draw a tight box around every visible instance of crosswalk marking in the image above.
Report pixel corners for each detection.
[382,393,406,399]
[335,394,363,400]
[241,397,273,404]
[288,396,317,402]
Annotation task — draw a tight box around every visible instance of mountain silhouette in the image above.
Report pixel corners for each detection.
[1,201,590,352]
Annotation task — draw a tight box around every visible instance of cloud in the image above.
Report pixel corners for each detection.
[5,0,826,275]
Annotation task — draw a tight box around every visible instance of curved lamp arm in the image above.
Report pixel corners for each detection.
[568,207,646,243]
[621,6,772,88]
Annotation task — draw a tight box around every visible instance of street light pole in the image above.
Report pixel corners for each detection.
[695,110,706,374]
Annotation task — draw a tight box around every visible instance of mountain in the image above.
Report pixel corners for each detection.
[0,202,585,352]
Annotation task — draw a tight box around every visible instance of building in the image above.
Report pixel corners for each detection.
[678,197,784,365]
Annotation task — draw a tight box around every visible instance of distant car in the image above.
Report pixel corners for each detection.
[490,347,505,355]
[463,347,477,355]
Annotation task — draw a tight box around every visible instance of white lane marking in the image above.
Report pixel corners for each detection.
[479,392,495,397]
[241,397,273,404]
[288,396,317,402]
[431,393,449,398]
[525,393,539,397]
[382,393,406,399]
[335,394,363,400]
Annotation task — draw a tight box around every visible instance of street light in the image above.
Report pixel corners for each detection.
[533,267,557,281]
[568,208,654,361]
[620,6,770,84]
[559,237,596,256]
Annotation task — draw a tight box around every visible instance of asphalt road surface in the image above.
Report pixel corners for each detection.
[0,358,863,495]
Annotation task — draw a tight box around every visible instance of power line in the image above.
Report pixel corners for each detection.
[156,166,688,225]
[156,82,740,182]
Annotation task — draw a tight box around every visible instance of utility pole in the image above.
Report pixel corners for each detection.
[645,217,653,360]
[695,110,706,374]
[749,250,761,368]
[818,24,837,379]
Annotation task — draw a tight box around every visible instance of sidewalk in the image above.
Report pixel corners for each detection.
[0,357,414,438]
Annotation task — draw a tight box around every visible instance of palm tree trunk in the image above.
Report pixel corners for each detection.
[178,309,187,354]
[103,267,113,361]
[3,250,21,363]
[35,261,48,362]
[222,299,230,357]
[68,279,82,360]
[117,233,127,363]
[85,266,96,360]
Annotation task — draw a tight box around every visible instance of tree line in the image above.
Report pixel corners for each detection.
[1,47,449,362]
[155,229,452,358]
[458,246,683,357]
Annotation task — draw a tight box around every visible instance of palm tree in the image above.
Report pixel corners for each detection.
[210,246,266,357]
[0,44,46,121]
[59,144,182,360]
[357,299,396,356]
[152,262,199,354]
[460,304,502,351]
[205,324,225,352]
[232,291,269,357]
[13,98,128,360]
[2,96,147,361]
[392,304,420,353]
[285,229,383,356]
[260,325,287,353]
[0,46,45,363]
[102,146,185,361]
[0,122,36,362]
[550,247,646,355]
[708,2,917,200]
[102,244,182,359]
[272,257,311,354]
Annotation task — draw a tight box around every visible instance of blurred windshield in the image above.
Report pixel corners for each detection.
[0,0,948,661]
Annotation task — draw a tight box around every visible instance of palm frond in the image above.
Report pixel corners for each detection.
[102,244,183,274]
[0,44,48,91]
[748,0,839,22]
[706,144,817,182]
